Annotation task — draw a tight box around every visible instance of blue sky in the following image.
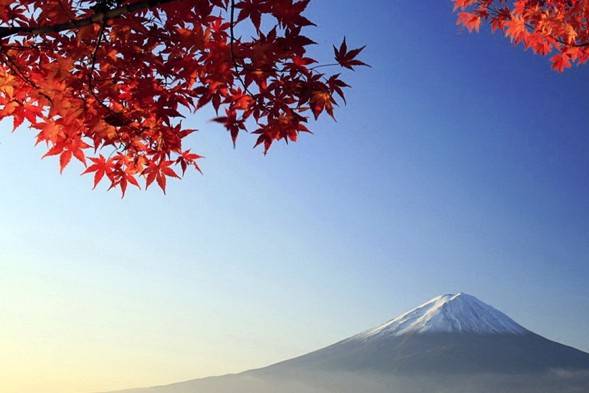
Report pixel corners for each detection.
[1,1,588,393]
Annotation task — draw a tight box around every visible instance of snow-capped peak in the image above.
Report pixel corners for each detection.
[356,293,528,338]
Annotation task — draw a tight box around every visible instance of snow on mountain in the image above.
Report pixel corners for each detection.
[354,293,528,338]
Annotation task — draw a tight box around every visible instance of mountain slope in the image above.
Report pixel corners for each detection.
[263,293,589,375]
[109,293,589,393]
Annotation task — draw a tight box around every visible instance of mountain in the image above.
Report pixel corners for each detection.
[263,293,589,375]
[110,293,589,393]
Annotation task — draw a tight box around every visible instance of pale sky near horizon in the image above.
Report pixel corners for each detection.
[2,2,589,393]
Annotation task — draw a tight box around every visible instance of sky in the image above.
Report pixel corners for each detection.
[1,1,589,393]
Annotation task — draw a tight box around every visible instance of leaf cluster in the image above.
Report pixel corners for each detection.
[455,0,589,72]
[0,0,367,195]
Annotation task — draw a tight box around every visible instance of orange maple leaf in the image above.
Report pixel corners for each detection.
[457,12,481,32]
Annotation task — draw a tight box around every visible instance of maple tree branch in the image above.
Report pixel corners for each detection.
[88,22,107,95]
[85,22,122,119]
[0,0,178,38]
[229,0,255,97]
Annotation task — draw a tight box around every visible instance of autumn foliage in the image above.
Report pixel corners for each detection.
[455,0,589,72]
[0,0,366,194]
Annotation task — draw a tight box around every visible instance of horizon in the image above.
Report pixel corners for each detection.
[2,1,589,393]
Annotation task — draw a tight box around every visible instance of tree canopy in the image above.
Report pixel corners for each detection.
[4,1,586,195]
[454,0,589,72]
[0,0,366,194]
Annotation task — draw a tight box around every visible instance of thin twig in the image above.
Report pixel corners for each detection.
[88,21,106,95]
[229,0,254,96]
[310,63,340,70]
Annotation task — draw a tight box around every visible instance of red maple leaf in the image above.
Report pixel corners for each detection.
[457,12,481,32]
[334,38,369,70]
